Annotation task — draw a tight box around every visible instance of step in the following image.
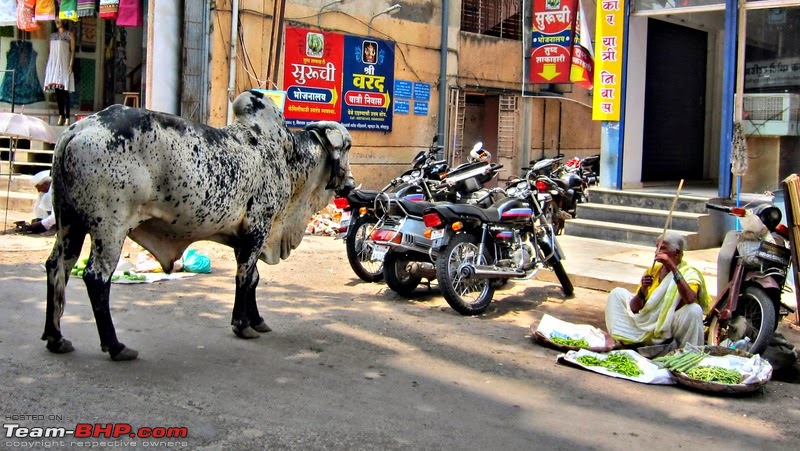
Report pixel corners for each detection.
[0,191,38,213]
[0,174,43,194]
[587,187,711,214]
[564,218,701,249]
[575,203,708,232]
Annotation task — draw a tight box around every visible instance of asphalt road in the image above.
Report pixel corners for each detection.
[1,232,798,450]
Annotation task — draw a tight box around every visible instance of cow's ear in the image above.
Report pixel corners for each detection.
[325,129,344,150]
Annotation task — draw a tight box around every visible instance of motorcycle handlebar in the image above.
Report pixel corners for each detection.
[705,203,746,217]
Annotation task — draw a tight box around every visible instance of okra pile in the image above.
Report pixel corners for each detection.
[576,352,643,377]
[653,351,708,373]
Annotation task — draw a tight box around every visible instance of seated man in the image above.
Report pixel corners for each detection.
[605,231,711,349]
[27,170,56,235]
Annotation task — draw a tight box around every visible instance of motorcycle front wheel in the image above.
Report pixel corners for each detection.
[436,234,495,316]
[384,251,422,296]
[707,285,776,355]
[537,240,574,296]
[345,215,383,282]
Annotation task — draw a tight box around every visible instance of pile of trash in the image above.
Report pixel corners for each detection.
[306,203,344,236]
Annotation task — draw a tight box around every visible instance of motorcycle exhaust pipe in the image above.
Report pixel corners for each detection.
[460,264,526,279]
[408,262,437,279]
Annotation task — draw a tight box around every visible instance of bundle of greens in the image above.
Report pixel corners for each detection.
[653,351,708,373]
[576,352,643,377]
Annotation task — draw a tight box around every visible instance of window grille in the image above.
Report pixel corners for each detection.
[461,0,522,41]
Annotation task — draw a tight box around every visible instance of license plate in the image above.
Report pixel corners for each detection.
[371,245,389,262]
[340,211,351,228]
[431,229,445,248]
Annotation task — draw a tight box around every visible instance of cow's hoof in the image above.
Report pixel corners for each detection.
[232,325,260,339]
[110,347,139,361]
[46,338,74,354]
[251,319,272,333]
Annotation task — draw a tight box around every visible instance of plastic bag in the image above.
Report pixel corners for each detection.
[182,249,212,273]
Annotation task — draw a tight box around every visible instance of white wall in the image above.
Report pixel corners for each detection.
[622,16,647,188]
[146,0,181,114]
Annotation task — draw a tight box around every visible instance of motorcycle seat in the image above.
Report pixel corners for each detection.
[432,197,525,223]
[396,199,440,217]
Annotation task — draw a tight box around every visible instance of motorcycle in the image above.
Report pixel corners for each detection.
[422,169,574,315]
[369,143,505,296]
[704,202,794,354]
[334,137,448,282]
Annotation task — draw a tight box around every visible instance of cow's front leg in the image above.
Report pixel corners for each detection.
[231,242,264,339]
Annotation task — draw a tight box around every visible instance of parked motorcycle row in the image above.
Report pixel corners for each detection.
[333,144,795,356]
[528,153,599,235]
[335,141,575,316]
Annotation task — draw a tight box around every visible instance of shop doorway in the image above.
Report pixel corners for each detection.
[642,19,707,182]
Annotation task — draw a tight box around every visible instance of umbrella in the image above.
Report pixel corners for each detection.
[0,112,59,144]
[0,112,60,234]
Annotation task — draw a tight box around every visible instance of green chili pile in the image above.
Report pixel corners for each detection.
[550,335,589,347]
[576,352,643,377]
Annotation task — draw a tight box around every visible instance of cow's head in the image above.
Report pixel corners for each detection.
[305,122,355,196]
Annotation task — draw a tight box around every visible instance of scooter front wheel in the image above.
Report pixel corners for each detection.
[707,285,776,355]
[384,251,422,297]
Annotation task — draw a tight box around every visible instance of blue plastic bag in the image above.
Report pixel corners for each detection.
[182,248,212,273]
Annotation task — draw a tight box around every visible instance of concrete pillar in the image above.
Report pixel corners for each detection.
[146,0,182,114]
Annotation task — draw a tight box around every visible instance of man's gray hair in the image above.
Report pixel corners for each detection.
[659,231,686,254]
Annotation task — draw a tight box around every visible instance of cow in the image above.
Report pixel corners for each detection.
[42,90,355,361]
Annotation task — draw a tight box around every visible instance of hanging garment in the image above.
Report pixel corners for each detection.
[0,40,46,105]
[0,0,17,26]
[116,0,140,27]
[43,31,75,93]
[99,0,118,19]
[77,0,96,17]
[59,0,79,21]
[16,0,37,31]
[34,0,55,21]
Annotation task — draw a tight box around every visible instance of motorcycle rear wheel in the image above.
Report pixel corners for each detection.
[345,215,383,282]
[707,285,776,355]
[436,234,495,316]
[384,251,422,296]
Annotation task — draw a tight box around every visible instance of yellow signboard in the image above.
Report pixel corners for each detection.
[592,0,625,121]
[253,89,287,111]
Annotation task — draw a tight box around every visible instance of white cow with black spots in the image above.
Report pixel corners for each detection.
[42,90,355,361]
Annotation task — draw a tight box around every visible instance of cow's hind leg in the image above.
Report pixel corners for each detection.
[84,231,138,361]
[42,223,87,353]
[231,240,267,338]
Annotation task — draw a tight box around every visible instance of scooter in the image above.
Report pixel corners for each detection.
[705,202,794,354]
[334,137,448,282]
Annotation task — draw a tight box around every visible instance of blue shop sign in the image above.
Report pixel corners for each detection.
[413,82,430,101]
[394,80,413,99]
[413,101,428,115]
[395,99,410,114]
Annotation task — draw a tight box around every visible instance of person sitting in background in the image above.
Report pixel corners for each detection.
[605,231,711,349]
[27,170,56,235]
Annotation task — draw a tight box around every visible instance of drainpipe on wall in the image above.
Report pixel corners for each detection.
[717,0,738,199]
[226,0,240,125]
[436,0,449,159]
